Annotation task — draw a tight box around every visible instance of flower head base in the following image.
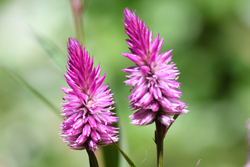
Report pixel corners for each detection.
[61,38,118,152]
[122,8,188,127]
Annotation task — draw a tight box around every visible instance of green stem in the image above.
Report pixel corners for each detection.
[155,120,164,167]
[86,146,99,167]
[155,114,180,167]
[110,137,137,167]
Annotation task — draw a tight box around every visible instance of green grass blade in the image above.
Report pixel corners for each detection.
[0,62,60,117]
[110,137,136,167]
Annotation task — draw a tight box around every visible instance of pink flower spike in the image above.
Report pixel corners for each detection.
[122,8,188,127]
[60,38,118,152]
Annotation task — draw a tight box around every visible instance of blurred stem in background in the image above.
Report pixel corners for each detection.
[196,159,201,167]
[245,119,250,167]
[70,0,85,44]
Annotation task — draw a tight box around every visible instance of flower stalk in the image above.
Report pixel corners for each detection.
[86,146,99,167]
[156,120,164,167]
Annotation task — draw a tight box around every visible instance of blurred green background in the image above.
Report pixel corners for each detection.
[0,0,250,167]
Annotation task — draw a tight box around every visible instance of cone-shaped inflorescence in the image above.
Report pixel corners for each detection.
[61,38,118,152]
[122,8,188,127]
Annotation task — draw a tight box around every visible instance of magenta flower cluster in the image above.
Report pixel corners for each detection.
[122,8,188,127]
[60,38,118,151]
[60,8,188,153]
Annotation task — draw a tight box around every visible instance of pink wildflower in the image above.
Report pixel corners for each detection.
[122,8,188,127]
[60,38,118,152]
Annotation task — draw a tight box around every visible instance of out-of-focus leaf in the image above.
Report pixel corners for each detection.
[30,28,67,73]
[102,107,120,167]
[110,136,136,167]
[0,62,60,117]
